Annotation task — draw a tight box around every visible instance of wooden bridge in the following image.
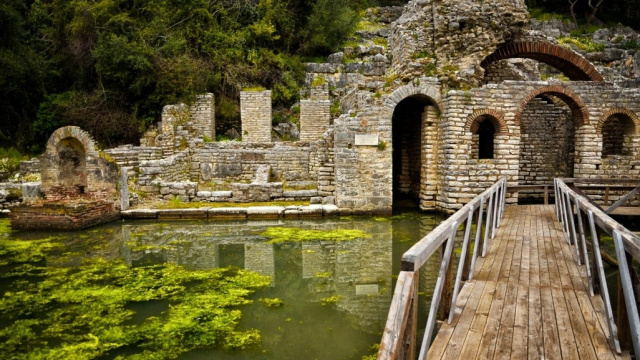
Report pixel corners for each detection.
[379,178,640,360]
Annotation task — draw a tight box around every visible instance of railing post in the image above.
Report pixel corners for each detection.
[449,208,474,324]
[574,200,594,296]
[418,222,458,360]
[405,269,419,360]
[565,193,581,264]
[469,200,484,281]
[587,210,622,354]
[482,192,494,257]
[554,179,560,220]
[491,186,500,239]
[613,230,640,356]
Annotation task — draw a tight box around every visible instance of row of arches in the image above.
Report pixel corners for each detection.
[389,87,640,207]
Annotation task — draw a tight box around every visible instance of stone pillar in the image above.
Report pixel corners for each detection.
[159,104,188,156]
[120,167,130,211]
[420,105,439,210]
[300,99,331,142]
[241,90,272,143]
[189,93,215,140]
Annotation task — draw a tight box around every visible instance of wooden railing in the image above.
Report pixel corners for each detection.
[378,178,507,360]
[555,178,640,355]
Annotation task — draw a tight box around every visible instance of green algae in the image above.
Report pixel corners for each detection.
[259,298,285,308]
[260,227,370,244]
[0,228,271,360]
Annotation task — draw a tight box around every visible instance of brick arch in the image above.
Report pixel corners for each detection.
[596,108,640,134]
[481,41,604,82]
[515,86,589,128]
[465,109,509,135]
[45,126,99,157]
[384,83,443,113]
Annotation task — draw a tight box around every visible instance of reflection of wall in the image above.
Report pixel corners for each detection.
[244,243,276,286]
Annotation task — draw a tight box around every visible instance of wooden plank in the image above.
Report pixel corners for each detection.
[424,205,631,360]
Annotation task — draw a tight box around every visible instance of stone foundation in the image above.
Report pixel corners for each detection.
[10,201,120,230]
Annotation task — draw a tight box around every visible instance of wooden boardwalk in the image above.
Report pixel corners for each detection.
[427,205,630,360]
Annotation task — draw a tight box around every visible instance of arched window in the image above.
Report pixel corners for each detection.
[470,117,497,159]
[477,119,495,159]
[601,114,635,157]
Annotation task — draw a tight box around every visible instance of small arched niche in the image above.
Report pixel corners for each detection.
[600,114,636,157]
[56,137,87,191]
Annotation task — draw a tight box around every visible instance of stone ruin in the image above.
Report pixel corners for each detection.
[7,0,640,218]
[10,126,121,230]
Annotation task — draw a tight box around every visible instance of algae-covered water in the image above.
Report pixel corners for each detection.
[0,212,444,360]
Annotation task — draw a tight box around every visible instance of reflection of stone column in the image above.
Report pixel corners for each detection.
[421,105,439,210]
[333,221,393,332]
[170,241,219,270]
[302,244,326,279]
[244,243,276,286]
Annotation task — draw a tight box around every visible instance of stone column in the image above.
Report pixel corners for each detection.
[241,90,272,143]
[189,93,215,140]
[300,99,331,142]
[420,105,439,210]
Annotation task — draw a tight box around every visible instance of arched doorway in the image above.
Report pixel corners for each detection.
[516,87,587,203]
[392,95,439,209]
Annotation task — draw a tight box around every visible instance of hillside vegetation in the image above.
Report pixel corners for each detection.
[1,0,638,153]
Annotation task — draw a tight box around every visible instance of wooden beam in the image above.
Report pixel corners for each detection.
[606,185,640,215]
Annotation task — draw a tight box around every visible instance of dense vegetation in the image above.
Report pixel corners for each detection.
[2,0,638,154]
[525,0,640,29]
[0,0,404,153]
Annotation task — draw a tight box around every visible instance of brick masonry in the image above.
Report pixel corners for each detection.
[241,90,272,143]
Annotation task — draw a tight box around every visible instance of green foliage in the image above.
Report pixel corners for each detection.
[311,76,326,87]
[260,227,370,243]
[528,7,569,22]
[558,37,606,53]
[0,219,272,359]
[243,86,267,92]
[377,140,388,150]
[623,38,640,50]
[303,0,359,54]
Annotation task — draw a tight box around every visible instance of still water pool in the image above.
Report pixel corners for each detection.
[0,212,444,360]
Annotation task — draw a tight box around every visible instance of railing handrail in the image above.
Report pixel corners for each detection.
[555,178,640,355]
[379,178,507,360]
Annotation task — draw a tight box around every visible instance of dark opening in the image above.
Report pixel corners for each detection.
[56,137,87,190]
[477,119,495,159]
[602,115,635,157]
[392,95,434,208]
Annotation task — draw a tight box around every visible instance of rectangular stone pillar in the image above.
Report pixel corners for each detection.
[420,105,439,210]
[189,93,215,140]
[300,99,331,142]
[241,90,272,142]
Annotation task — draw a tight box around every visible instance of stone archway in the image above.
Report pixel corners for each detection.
[516,86,588,201]
[481,41,604,81]
[386,84,442,210]
[41,126,118,201]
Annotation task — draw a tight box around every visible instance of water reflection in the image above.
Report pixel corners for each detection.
[14,212,445,359]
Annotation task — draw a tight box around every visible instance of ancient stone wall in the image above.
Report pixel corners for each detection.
[138,150,191,190]
[519,98,574,185]
[241,90,272,142]
[191,142,321,184]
